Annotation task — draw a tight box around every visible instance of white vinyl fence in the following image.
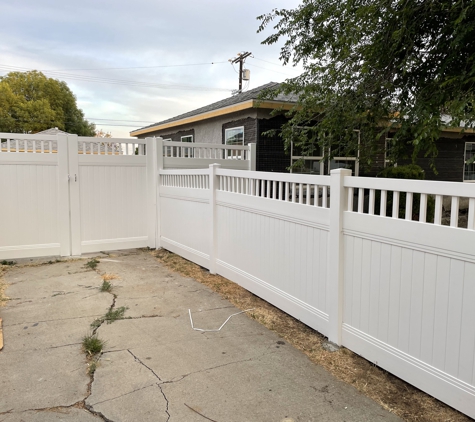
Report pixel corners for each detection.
[0,134,256,259]
[158,165,475,419]
[0,133,155,258]
[2,130,474,418]
[161,139,256,171]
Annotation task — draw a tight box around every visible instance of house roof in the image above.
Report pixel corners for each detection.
[37,127,71,135]
[130,82,298,137]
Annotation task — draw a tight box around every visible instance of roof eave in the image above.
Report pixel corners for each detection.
[130,99,295,137]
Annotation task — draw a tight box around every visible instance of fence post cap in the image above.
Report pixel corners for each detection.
[330,168,352,176]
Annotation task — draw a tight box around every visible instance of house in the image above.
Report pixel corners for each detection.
[131,82,297,173]
[131,83,475,182]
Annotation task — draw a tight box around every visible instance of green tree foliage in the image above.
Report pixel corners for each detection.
[258,1,475,170]
[0,70,95,135]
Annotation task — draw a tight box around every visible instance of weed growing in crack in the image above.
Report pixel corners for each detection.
[82,334,105,355]
[90,306,129,329]
[104,306,128,323]
[88,361,97,375]
[85,259,99,270]
[90,318,103,329]
[1,260,16,266]
[100,280,112,292]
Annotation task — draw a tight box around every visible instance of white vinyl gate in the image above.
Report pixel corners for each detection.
[0,133,155,259]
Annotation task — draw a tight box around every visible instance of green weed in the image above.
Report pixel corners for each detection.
[1,260,16,266]
[82,334,105,355]
[85,259,99,270]
[104,306,128,324]
[100,280,112,292]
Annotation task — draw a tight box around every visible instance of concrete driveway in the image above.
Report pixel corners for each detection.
[0,249,402,422]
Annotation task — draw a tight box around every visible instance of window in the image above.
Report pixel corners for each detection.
[225,127,244,158]
[291,142,324,174]
[291,129,359,176]
[464,142,475,182]
[181,135,193,158]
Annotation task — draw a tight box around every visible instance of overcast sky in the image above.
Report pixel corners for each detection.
[0,0,303,138]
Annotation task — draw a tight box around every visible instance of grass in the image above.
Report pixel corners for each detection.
[154,248,470,422]
[100,280,112,292]
[88,361,97,375]
[85,259,100,270]
[1,260,16,266]
[82,334,105,356]
[91,306,128,328]
[99,273,118,293]
[104,306,128,323]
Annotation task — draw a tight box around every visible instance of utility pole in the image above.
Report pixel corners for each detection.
[229,52,252,93]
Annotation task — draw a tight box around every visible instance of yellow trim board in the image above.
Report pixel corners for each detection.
[130,100,295,137]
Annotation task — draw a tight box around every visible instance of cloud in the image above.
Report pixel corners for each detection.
[1,0,303,137]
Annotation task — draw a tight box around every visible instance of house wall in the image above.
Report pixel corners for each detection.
[140,110,259,144]
[257,114,290,173]
[395,134,475,182]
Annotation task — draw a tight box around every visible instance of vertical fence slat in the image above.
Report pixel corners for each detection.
[392,191,400,218]
[369,189,375,215]
[322,186,328,208]
[420,193,427,223]
[405,192,413,220]
[358,188,364,213]
[380,190,387,216]
[468,198,475,230]
[434,195,443,225]
[450,196,460,227]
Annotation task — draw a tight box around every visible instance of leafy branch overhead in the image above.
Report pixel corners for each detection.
[258,0,475,169]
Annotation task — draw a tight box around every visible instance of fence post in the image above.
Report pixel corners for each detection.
[66,134,81,256]
[57,133,71,257]
[248,143,256,171]
[327,168,351,345]
[146,137,157,249]
[209,163,221,274]
[156,137,164,248]
[156,137,164,170]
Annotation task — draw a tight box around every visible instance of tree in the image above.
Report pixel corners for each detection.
[95,129,112,138]
[0,71,95,136]
[258,1,475,170]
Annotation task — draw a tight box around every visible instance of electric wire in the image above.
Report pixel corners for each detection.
[0,64,232,92]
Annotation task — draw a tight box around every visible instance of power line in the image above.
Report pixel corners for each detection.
[36,61,228,72]
[0,64,232,92]
[86,118,156,123]
[251,57,286,67]
[246,62,295,77]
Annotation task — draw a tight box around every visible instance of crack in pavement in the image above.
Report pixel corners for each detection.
[88,384,157,407]
[4,314,104,328]
[127,349,170,421]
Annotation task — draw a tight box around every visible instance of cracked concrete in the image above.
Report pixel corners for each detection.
[0,249,403,422]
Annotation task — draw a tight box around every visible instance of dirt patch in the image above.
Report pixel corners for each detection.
[154,249,469,422]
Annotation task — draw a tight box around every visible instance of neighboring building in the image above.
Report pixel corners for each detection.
[131,83,475,182]
[131,82,296,172]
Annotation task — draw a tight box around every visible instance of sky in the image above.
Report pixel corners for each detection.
[0,0,303,138]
